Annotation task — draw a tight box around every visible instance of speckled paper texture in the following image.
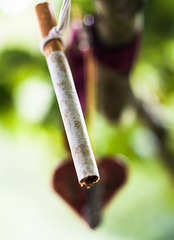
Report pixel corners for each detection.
[47,51,99,184]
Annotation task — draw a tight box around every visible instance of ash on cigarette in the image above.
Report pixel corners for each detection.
[80,175,99,188]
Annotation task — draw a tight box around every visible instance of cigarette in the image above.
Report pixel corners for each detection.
[35,2,100,187]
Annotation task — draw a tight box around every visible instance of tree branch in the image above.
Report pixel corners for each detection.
[94,0,145,47]
[89,0,174,174]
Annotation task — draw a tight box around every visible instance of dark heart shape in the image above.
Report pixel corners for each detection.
[52,156,127,228]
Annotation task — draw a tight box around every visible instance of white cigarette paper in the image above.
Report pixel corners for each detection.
[47,51,100,187]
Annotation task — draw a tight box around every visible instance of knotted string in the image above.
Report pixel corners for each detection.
[40,0,71,54]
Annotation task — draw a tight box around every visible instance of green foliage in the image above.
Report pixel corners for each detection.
[0,48,63,128]
[71,0,95,14]
[0,1,174,239]
[145,0,174,37]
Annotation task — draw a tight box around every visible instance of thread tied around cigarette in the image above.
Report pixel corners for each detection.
[40,0,71,54]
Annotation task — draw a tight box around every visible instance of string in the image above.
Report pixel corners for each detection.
[40,0,71,54]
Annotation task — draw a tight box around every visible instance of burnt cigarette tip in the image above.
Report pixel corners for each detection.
[80,175,100,188]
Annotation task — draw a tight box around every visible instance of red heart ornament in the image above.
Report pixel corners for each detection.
[52,156,127,228]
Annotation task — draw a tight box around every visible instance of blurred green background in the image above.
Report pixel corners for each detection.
[0,0,174,239]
